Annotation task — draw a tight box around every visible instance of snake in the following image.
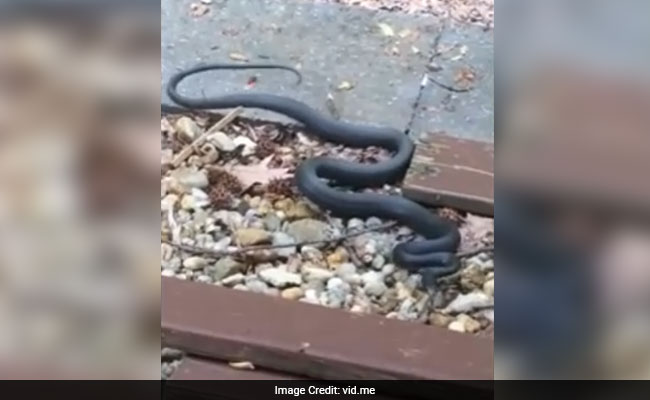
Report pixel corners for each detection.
[165,63,461,279]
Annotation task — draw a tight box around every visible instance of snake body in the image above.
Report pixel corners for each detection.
[166,64,460,278]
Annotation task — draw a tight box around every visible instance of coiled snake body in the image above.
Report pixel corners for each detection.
[166,64,460,279]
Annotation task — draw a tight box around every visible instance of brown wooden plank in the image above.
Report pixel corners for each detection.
[402,133,494,216]
[161,277,493,382]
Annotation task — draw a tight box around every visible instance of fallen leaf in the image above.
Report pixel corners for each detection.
[377,22,395,37]
[228,155,292,190]
[454,66,477,88]
[458,213,494,252]
[450,45,468,61]
[337,81,354,91]
[229,52,249,62]
[189,2,210,17]
[398,29,412,38]
[228,361,255,370]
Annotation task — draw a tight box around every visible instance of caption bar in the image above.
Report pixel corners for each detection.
[275,385,376,397]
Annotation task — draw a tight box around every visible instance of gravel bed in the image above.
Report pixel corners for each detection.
[160,112,494,376]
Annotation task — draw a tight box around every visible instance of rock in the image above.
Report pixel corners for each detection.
[326,277,351,308]
[161,269,175,277]
[161,243,174,262]
[395,282,412,300]
[479,309,494,323]
[214,210,244,229]
[245,279,269,293]
[271,232,297,257]
[300,246,324,263]
[347,218,364,231]
[303,265,335,282]
[366,217,383,228]
[259,268,302,288]
[302,289,320,305]
[233,284,248,291]
[381,263,396,276]
[175,116,201,142]
[429,313,454,327]
[208,257,243,281]
[460,264,487,291]
[450,314,482,333]
[221,273,245,287]
[161,149,174,166]
[208,130,236,152]
[361,271,387,297]
[371,255,386,270]
[397,298,417,320]
[181,189,210,210]
[263,214,281,231]
[286,219,331,243]
[448,320,466,333]
[161,194,179,212]
[171,168,209,189]
[281,287,304,300]
[161,347,183,360]
[213,237,232,252]
[265,288,281,297]
[326,247,349,267]
[183,256,208,271]
[162,257,181,272]
[233,135,257,156]
[335,262,357,279]
[444,291,493,314]
[234,228,271,246]
[483,279,494,297]
[196,275,212,284]
[285,201,314,220]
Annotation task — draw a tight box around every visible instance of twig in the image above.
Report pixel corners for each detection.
[456,246,494,259]
[171,107,243,167]
[428,77,474,93]
[163,221,397,258]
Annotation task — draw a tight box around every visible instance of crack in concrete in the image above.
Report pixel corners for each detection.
[405,25,446,136]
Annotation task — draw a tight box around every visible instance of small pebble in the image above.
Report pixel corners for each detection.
[444,291,493,314]
[281,287,304,300]
[259,268,302,288]
[183,256,208,271]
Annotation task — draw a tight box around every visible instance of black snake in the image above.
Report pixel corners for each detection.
[165,64,460,280]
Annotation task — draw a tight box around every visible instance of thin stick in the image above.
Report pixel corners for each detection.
[456,246,494,259]
[163,221,397,258]
[171,107,243,167]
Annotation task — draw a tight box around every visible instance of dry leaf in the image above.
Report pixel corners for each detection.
[228,361,255,370]
[189,2,210,17]
[337,81,354,91]
[398,29,412,38]
[229,52,249,62]
[377,23,395,37]
[228,155,292,190]
[459,213,494,252]
[450,45,468,61]
[455,67,477,88]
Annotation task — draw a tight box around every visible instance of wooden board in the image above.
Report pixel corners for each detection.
[162,277,493,383]
[402,133,494,216]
